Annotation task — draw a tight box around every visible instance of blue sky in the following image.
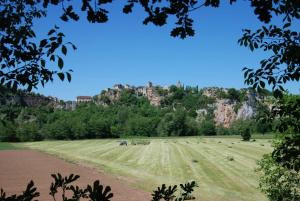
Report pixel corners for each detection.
[33,1,299,100]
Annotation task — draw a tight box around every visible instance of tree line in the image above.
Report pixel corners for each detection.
[1,86,295,142]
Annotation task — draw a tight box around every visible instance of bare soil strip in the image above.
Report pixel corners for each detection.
[0,150,151,201]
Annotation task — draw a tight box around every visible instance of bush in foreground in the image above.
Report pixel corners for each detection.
[0,173,198,201]
[257,135,300,201]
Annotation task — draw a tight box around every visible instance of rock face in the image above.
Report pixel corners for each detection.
[21,95,58,107]
[213,92,259,127]
[237,102,255,120]
[214,99,237,127]
[144,85,162,106]
[98,84,265,127]
[100,82,162,106]
[0,93,59,108]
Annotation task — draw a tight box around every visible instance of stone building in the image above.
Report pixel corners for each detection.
[65,101,77,110]
[76,96,93,103]
[113,84,124,90]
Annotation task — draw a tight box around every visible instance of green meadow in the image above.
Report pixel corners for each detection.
[0,142,20,150]
[21,137,273,201]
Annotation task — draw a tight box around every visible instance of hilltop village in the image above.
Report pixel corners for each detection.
[0,82,272,128]
[66,81,270,127]
[0,81,277,143]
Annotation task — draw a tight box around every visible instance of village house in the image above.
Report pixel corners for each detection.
[76,96,93,103]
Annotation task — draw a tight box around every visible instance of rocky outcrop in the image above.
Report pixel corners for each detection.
[236,102,255,120]
[21,95,58,107]
[214,99,237,127]
[0,93,59,108]
[145,85,162,106]
[98,84,266,127]
[100,82,162,106]
[213,94,258,127]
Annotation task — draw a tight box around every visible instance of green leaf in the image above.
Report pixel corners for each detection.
[62,45,67,55]
[58,57,64,69]
[50,55,55,61]
[57,72,65,81]
[279,85,285,91]
[123,3,134,14]
[66,72,71,82]
[41,59,46,67]
[40,39,48,47]
[283,23,291,29]
[12,81,18,91]
[48,29,55,35]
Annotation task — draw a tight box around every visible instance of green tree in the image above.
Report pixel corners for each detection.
[157,109,196,136]
[0,121,17,142]
[157,113,174,137]
[227,88,241,102]
[270,94,300,134]
[126,116,158,137]
[240,126,251,141]
[87,118,112,138]
[17,122,43,141]
[198,119,216,136]
[257,135,300,201]
[0,0,75,91]
[216,126,230,135]
[229,119,254,140]
[255,102,272,134]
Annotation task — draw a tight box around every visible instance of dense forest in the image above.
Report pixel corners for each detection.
[0,84,296,142]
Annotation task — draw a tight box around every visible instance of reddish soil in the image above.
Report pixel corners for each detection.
[0,150,151,201]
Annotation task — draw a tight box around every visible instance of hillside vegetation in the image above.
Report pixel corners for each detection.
[22,137,273,201]
[1,84,280,142]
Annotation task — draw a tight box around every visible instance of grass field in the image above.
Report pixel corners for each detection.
[21,137,273,201]
[0,142,20,150]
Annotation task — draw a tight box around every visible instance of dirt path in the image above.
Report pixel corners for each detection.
[0,150,151,201]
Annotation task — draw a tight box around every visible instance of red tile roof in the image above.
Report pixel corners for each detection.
[77,96,92,99]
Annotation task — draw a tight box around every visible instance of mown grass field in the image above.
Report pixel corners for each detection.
[0,142,20,150]
[21,137,273,201]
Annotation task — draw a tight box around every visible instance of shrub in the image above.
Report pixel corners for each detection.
[257,135,300,201]
[241,127,251,141]
[216,126,230,135]
[152,181,198,201]
[257,155,300,201]
[0,173,198,201]
[199,119,216,136]
[17,122,43,142]
[157,109,198,137]
[0,121,18,142]
[230,120,252,141]
[0,173,113,201]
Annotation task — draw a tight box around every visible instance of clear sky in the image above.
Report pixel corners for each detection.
[32,1,299,100]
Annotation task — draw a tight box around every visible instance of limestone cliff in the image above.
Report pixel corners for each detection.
[213,99,237,127]
[99,82,162,106]
[0,89,59,108]
[97,84,269,127]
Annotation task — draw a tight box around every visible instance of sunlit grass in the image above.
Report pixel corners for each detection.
[21,137,273,201]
